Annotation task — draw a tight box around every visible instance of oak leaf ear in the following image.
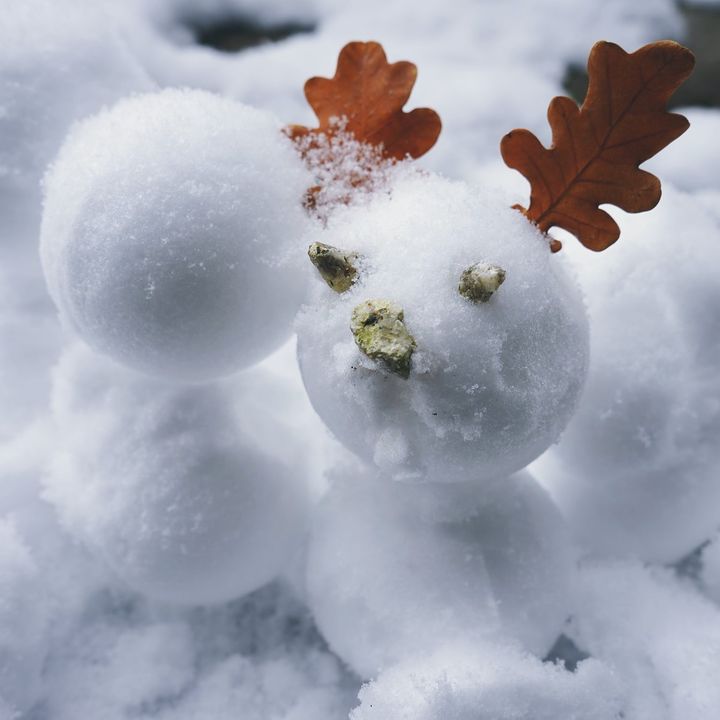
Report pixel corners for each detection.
[501,40,695,252]
[287,40,442,160]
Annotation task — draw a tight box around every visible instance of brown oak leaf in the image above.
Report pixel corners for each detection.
[287,40,441,160]
[501,40,695,252]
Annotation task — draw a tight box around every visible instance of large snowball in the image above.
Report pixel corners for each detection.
[43,343,311,604]
[535,185,720,562]
[40,88,310,382]
[296,172,589,483]
[351,642,624,720]
[305,468,577,678]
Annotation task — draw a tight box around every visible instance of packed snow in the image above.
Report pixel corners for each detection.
[2,0,720,718]
[351,641,625,720]
[43,343,312,604]
[306,469,576,677]
[41,89,310,381]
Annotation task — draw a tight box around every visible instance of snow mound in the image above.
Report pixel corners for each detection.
[352,641,624,720]
[306,469,576,678]
[297,172,589,483]
[43,343,311,604]
[40,88,311,382]
[571,560,720,719]
[536,184,720,562]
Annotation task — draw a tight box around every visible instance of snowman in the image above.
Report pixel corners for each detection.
[289,38,696,683]
[37,36,699,713]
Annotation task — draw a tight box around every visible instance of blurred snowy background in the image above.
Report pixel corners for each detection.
[1,0,720,718]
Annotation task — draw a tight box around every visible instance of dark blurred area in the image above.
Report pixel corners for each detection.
[563,0,720,107]
[193,17,315,52]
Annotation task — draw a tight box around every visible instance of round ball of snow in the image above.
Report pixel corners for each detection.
[536,184,720,563]
[305,469,577,678]
[41,89,310,382]
[352,642,624,720]
[43,343,310,605]
[296,172,589,483]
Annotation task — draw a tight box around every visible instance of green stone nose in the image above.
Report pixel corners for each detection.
[350,299,416,379]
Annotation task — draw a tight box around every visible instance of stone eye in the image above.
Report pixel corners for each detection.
[458,262,506,303]
[308,242,359,293]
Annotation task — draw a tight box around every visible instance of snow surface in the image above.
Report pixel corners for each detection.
[352,641,625,720]
[2,0,720,717]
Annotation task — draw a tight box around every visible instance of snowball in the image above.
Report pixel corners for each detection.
[570,560,720,720]
[43,342,311,604]
[296,172,589,483]
[305,468,577,678]
[40,88,311,382]
[351,641,624,720]
[535,184,720,562]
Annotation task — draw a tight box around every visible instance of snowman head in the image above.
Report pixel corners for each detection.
[297,171,589,483]
[291,39,694,483]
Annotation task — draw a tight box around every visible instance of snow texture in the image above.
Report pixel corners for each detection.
[535,184,720,562]
[297,171,589,483]
[306,469,576,677]
[352,641,624,720]
[41,89,310,381]
[43,343,312,604]
[1,0,719,717]
[570,560,720,720]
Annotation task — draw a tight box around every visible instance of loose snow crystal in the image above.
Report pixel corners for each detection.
[351,641,624,720]
[43,343,311,604]
[296,172,589,483]
[305,469,576,678]
[40,88,311,382]
[536,184,720,562]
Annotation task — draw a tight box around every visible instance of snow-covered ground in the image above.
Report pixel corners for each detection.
[2,0,720,718]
